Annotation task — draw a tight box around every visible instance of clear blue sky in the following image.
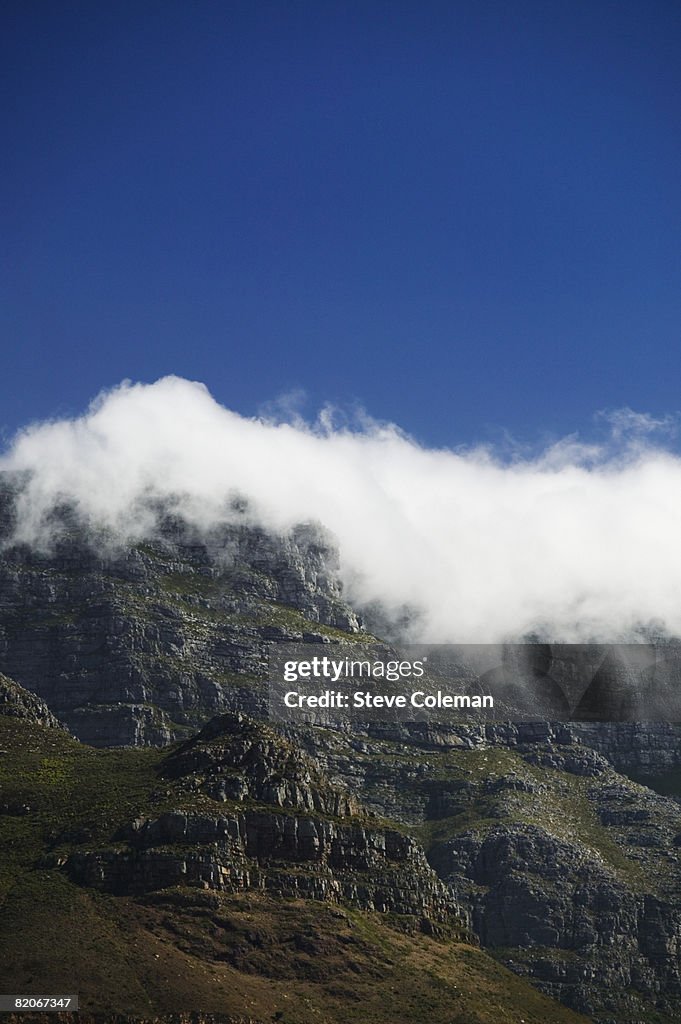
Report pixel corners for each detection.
[2,0,680,449]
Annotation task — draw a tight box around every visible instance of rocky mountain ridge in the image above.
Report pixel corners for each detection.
[0,707,587,1024]
[3,475,681,1021]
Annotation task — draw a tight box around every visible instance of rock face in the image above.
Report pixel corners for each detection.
[283,718,681,1021]
[0,475,364,746]
[570,721,681,775]
[431,822,681,1018]
[7,474,681,1020]
[163,712,359,816]
[64,713,463,928]
[68,808,456,922]
[0,671,67,730]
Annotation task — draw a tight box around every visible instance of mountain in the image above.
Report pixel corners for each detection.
[0,706,588,1024]
[2,474,681,1022]
[0,475,367,746]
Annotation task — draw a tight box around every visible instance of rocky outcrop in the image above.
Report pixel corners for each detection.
[67,808,457,923]
[163,712,359,816]
[58,713,464,929]
[49,712,462,929]
[0,671,67,730]
[570,721,681,776]
[430,823,681,1017]
[360,718,681,781]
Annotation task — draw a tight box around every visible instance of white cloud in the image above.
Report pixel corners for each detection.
[2,375,681,643]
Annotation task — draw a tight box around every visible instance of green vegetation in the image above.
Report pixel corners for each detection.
[348,739,659,890]
[0,717,591,1022]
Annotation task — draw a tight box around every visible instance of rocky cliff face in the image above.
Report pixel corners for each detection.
[432,816,681,1019]
[0,475,365,746]
[6,474,681,1021]
[0,716,589,1024]
[283,717,681,1020]
[570,720,681,775]
[0,671,67,731]
[68,809,456,922]
[62,712,461,927]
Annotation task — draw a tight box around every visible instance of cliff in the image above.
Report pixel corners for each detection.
[0,475,366,746]
[0,671,67,731]
[0,712,588,1024]
[4,475,681,1021]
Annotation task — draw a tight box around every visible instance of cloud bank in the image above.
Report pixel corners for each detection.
[2,376,681,643]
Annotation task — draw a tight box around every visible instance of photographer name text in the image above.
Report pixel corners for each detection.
[282,689,494,710]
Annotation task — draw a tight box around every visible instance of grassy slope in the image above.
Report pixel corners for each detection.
[0,717,589,1023]
[353,740,664,891]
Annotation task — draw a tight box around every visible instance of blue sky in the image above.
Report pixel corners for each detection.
[2,0,680,450]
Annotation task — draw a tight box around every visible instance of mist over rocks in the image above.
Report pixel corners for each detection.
[3,469,680,746]
[3,376,681,642]
[0,472,364,746]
